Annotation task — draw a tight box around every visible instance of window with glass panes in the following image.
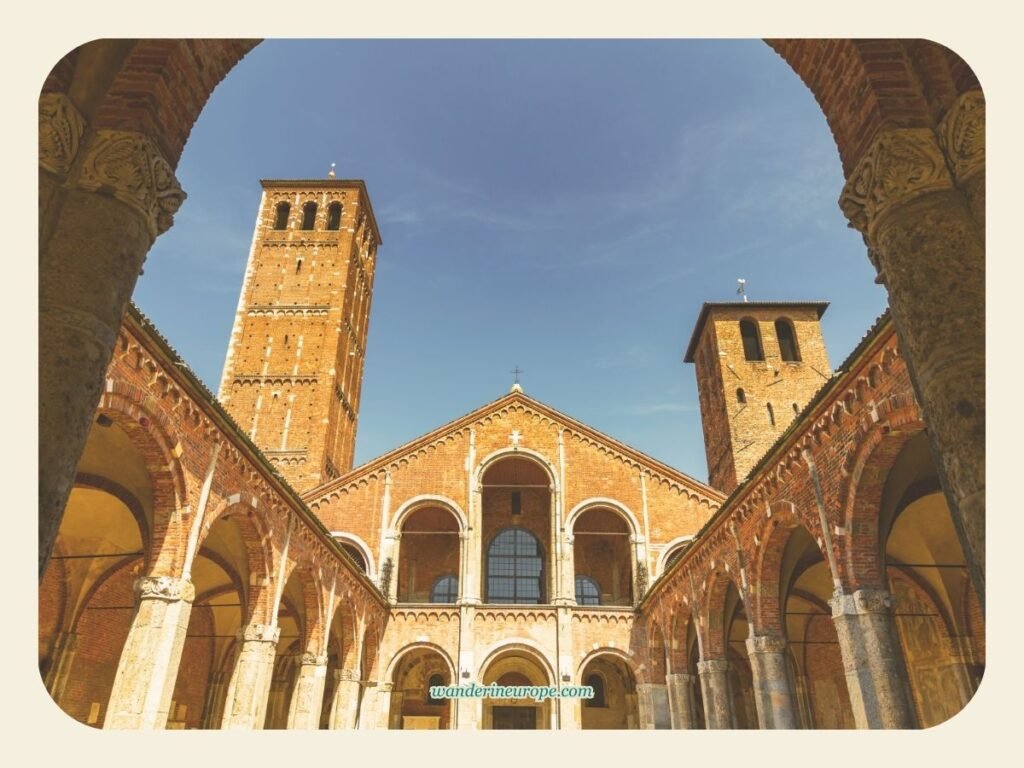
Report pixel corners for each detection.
[486,527,544,604]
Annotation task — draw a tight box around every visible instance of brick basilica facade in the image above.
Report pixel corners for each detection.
[39,174,983,730]
[38,39,985,731]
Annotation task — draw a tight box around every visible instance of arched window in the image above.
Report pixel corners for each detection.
[767,402,775,427]
[736,388,746,404]
[430,574,459,604]
[427,673,446,704]
[584,673,606,708]
[575,575,601,606]
[273,202,290,230]
[739,319,764,361]
[301,201,317,230]
[775,318,800,362]
[326,201,343,230]
[793,402,800,415]
[664,541,691,572]
[486,527,543,604]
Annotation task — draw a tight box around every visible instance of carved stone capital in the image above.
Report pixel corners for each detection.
[338,668,356,682]
[74,129,187,240]
[241,623,281,644]
[135,575,195,603]
[853,588,895,614]
[379,682,394,693]
[697,659,730,674]
[938,90,985,185]
[746,634,788,655]
[39,93,86,177]
[666,672,696,685]
[839,128,954,238]
[830,588,894,617]
[301,652,328,667]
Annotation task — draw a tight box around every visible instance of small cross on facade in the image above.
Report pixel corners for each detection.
[509,430,523,446]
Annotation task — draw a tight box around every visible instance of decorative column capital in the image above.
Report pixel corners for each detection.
[745,634,788,655]
[301,652,328,666]
[830,588,895,617]
[240,623,281,644]
[839,128,954,239]
[666,672,697,684]
[697,659,730,674]
[73,129,187,240]
[39,93,86,177]
[379,682,394,693]
[938,90,985,185]
[134,575,195,604]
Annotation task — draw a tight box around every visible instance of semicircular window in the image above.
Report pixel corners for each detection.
[431,574,459,604]
[575,575,601,606]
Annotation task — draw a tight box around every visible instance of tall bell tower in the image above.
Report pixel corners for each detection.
[219,171,382,491]
[684,301,832,494]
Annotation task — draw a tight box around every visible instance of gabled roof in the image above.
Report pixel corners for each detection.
[303,389,724,504]
[683,301,830,362]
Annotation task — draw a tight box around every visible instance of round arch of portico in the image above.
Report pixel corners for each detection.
[329,531,376,579]
[839,412,927,592]
[383,641,458,684]
[701,562,751,660]
[575,647,637,685]
[390,494,469,533]
[475,639,557,684]
[750,502,833,636]
[474,446,559,493]
[93,388,190,576]
[566,497,641,538]
[195,496,277,625]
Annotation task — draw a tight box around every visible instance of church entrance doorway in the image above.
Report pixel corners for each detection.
[492,706,537,730]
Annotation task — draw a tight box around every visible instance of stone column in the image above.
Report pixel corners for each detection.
[839,111,985,611]
[44,631,78,706]
[359,681,393,730]
[745,634,797,729]
[39,98,186,581]
[636,683,671,729]
[666,672,698,729]
[327,668,361,729]
[286,653,328,729]
[830,589,916,729]
[697,659,732,729]
[559,533,576,605]
[103,576,194,729]
[200,671,229,729]
[220,623,280,730]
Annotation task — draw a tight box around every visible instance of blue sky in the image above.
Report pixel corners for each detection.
[133,39,888,483]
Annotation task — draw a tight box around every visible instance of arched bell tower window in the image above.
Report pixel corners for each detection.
[775,318,801,362]
[736,388,746,404]
[767,402,776,427]
[273,202,290,230]
[740,319,764,361]
[326,201,343,230]
[301,202,317,230]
